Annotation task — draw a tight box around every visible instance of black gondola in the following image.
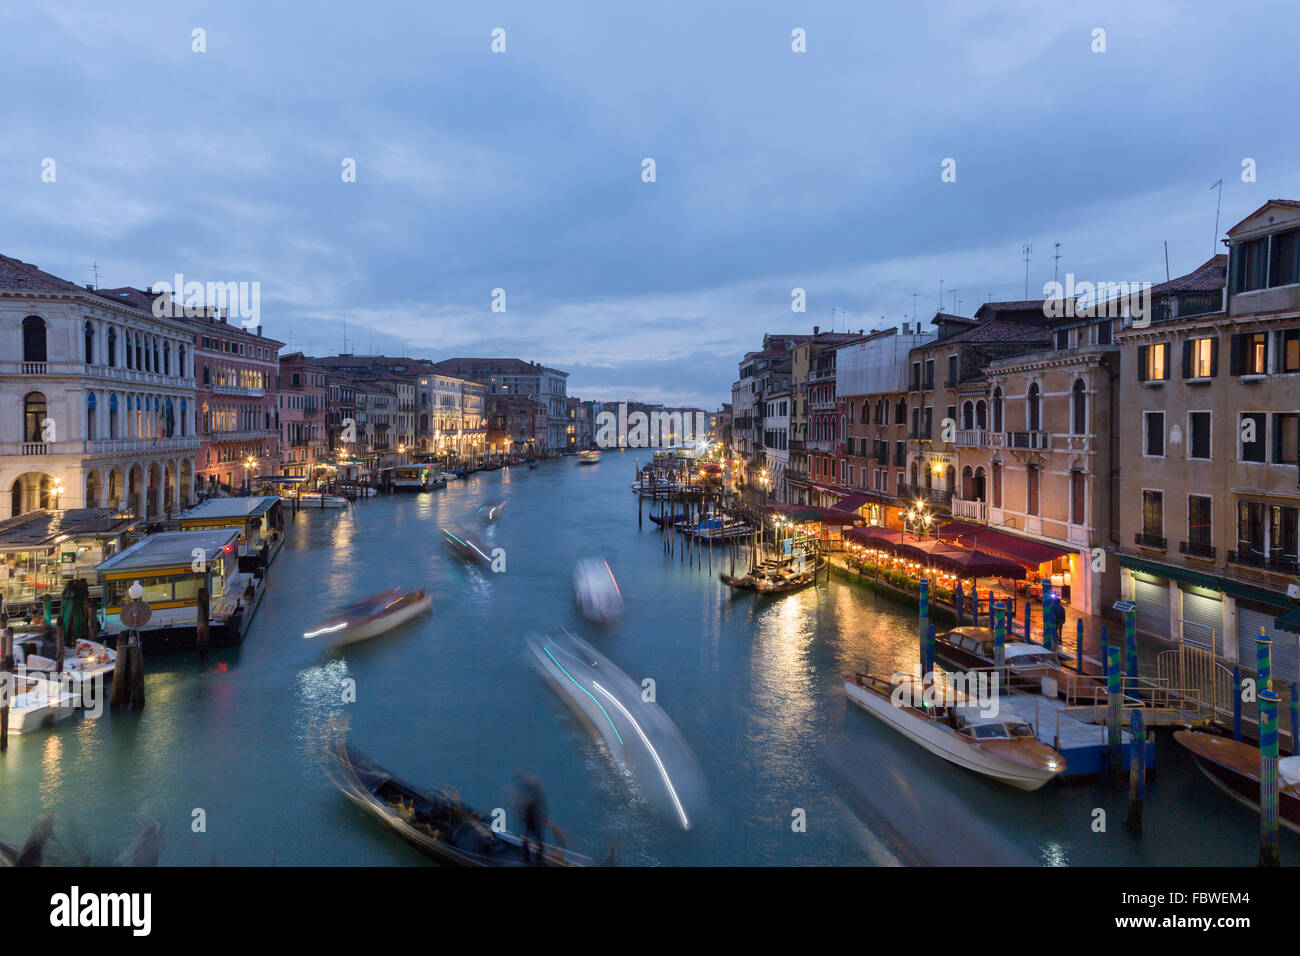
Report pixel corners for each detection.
[322,734,600,866]
[650,512,688,527]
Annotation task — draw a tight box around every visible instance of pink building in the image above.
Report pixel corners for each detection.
[278,352,329,478]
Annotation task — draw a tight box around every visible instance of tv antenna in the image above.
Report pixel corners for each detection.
[90,261,102,289]
[1211,179,1224,256]
[1052,242,1062,287]
[1022,243,1033,298]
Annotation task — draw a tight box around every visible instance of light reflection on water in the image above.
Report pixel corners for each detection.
[0,458,1295,866]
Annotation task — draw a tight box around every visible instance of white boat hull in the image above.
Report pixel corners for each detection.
[7,677,79,733]
[300,495,348,509]
[328,593,432,648]
[844,680,1057,791]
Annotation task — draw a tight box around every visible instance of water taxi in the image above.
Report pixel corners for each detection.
[14,637,116,692]
[577,450,600,465]
[440,528,493,567]
[935,627,1105,703]
[3,673,78,733]
[844,672,1066,790]
[303,588,431,648]
[1175,730,1300,833]
[573,558,623,625]
[298,492,349,509]
[477,500,508,522]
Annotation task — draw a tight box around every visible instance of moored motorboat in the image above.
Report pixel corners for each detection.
[298,492,349,508]
[935,627,1104,702]
[14,638,116,691]
[1174,730,1300,833]
[844,672,1066,791]
[322,732,598,866]
[3,673,79,733]
[303,588,431,648]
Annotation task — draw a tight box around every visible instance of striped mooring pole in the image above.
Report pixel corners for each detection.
[1125,610,1138,681]
[993,602,1007,669]
[1257,626,1272,693]
[1101,624,1109,681]
[1292,683,1299,756]
[1125,708,1146,833]
[1107,645,1123,784]
[955,580,964,627]
[1233,665,1243,741]
[1075,618,1084,674]
[1024,600,1032,644]
[1260,688,1281,867]
[925,625,936,683]
[918,578,930,677]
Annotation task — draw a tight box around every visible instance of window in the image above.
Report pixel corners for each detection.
[1071,380,1086,434]
[1238,501,1266,558]
[911,362,921,390]
[1027,384,1041,431]
[1188,411,1211,460]
[1144,411,1165,457]
[1096,321,1113,346]
[992,388,1003,433]
[1273,505,1300,563]
[922,407,933,439]
[1138,343,1169,381]
[1188,495,1212,548]
[1055,329,1069,350]
[21,316,46,363]
[84,321,96,364]
[1142,491,1164,539]
[1275,413,1299,464]
[1232,236,1268,293]
[1231,332,1268,375]
[1281,330,1300,372]
[107,327,117,367]
[23,392,47,442]
[924,360,934,389]
[947,355,958,384]
[1240,412,1267,462]
[1070,470,1085,525]
[1269,229,1300,288]
[1183,337,1216,378]
[1026,465,1040,515]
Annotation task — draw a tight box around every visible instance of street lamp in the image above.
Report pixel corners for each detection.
[243,455,257,495]
[903,500,932,541]
[50,477,65,511]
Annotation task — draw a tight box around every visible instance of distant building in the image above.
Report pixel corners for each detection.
[429,358,568,452]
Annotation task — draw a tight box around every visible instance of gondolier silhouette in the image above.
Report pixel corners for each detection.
[512,773,548,865]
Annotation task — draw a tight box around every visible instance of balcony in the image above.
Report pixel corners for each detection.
[212,384,265,398]
[1179,540,1217,560]
[22,362,47,375]
[0,437,202,456]
[1,361,191,387]
[952,498,988,521]
[1006,431,1052,450]
[954,429,987,447]
[1228,549,1299,575]
[1135,532,1167,550]
[897,483,953,509]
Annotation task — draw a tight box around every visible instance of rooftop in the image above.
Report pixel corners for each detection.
[180,497,280,521]
[0,509,136,550]
[95,529,241,575]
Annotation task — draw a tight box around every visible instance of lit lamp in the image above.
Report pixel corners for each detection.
[51,477,65,510]
[128,580,144,601]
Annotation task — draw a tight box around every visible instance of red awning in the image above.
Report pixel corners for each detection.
[832,493,874,512]
[936,522,1074,569]
[845,526,1027,579]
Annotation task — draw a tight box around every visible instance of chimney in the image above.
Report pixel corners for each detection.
[813,325,820,336]
[902,322,911,334]
[85,283,94,291]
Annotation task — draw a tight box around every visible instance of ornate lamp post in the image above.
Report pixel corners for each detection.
[903,499,932,542]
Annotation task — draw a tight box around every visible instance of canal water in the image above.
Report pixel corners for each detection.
[0,455,1292,866]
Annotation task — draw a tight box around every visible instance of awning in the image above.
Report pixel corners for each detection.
[844,527,1026,580]
[1276,605,1300,635]
[936,522,1073,569]
[832,493,874,512]
[1118,554,1294,611]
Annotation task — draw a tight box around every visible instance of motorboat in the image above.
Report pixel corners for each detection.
[14,637,116,690]
[322,731,599,866]
[303,588,431,648]
[1175,730,1300,834]
[525,627,707,829]
[573,558,623,625]
[441,528,493,567]
[3,673,78,733]
[477,499,508,522]
[298,492,349,508]
[844,672,1065,791]
[935,627,1104,702]
[577,450,600,465]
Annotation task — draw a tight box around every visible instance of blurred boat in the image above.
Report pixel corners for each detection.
[1175,730,1300,833]
[322,732,597,866]
[577,451,600,465]
[477,499,508,522]
[525,627,707,829]
[303,588,431,647]
[441,528,493,567]
[573,558,623,625]
[844,672,1066,790]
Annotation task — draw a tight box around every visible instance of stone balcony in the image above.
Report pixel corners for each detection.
[952,497,988,521]
[954,429,988,447]
[0,436,201,457]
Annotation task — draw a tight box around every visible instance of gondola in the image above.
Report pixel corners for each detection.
[1175,730,1300,833]
[752,563,821,595]
[719,571,756,590]
[650,512,688,527]
[322,734,600,866]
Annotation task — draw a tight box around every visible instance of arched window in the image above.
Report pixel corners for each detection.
[163,341,171,376]
[84,321,96,364]
[991,462,1002,508]
[992,387,1003,433]
[180,399,188,437]
[178,345,186,378]
[1071,379,1087,435]
[23,391,47,443]
[22,316,46,363]
[976,400,987,429]
[87,391,97,439]
[135,333,142,370]
[1027,383,1041,432]
[107,327,117,366]
[202,365,210,385]
[909,461,919,490]
[153,337,160,372]
[945,464,956,494]
[962,401,974,430]
[109,392,119,439]
[896,398,907,425]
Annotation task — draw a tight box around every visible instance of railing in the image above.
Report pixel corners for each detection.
[21,362,47,375]
[212,384,265,398]
[952,498,988,521]
[1179,540,1216,560]
[0,437,200,456]
[1228,549,1299,575]
[896,484,952,508]
[1006,431,1051,450]
[954,429,987,447]
[1134,532,1167,550]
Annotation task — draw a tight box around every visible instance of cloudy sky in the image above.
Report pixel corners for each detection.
[3,0,1298,407]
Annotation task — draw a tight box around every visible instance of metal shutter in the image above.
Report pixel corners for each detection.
[1133,574,1171,639]
[1181,588,1225,656]
[1239,604,1300,685]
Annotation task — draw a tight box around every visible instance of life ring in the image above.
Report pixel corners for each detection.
[76,641,93,658]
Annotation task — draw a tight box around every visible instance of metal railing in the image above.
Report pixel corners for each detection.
[954,428,987,447]
[1134,532,1167,550]
[1006,431,1052,450]
[1179,540,1216,559]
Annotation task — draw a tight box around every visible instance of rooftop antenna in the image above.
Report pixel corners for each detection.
[1052,242,1062,287]
[912,292,919,325]
[1211,178,1224,257]
[90,261,102,289]
[1164,240,1171,282]
[1022,243,1033,298]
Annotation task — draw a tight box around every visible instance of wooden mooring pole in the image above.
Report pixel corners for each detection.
[1125,708,1146,833]
[0,611,11,754]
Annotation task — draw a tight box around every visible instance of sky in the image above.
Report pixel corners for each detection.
[3,0,1298,408]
